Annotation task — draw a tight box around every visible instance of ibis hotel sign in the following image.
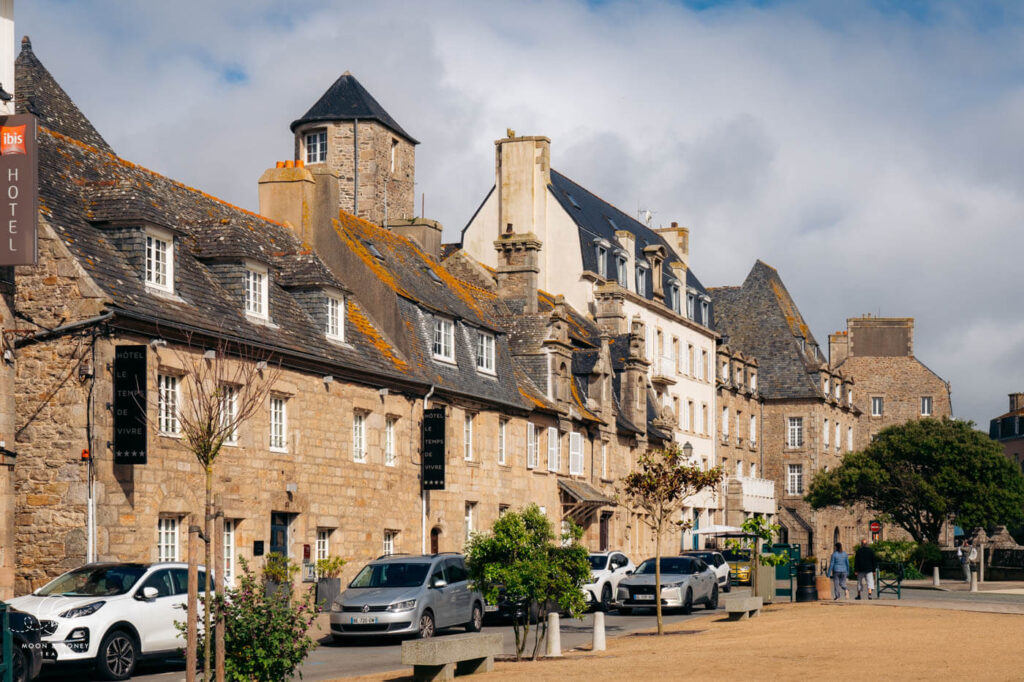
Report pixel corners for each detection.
[0,114,38,266]
[113,345,148,465]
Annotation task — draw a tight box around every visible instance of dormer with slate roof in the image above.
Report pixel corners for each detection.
[291,72,416,227]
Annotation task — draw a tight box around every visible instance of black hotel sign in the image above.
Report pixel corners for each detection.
[0,114,38,266]
[422,407,445,490]
[113,345,147,465]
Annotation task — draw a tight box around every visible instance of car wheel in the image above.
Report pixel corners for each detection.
[96,629,138,681]
[618,606,632,615]
[724,573,732,593]
[706,584,719,610]
[417,610,436,639]
[600,584,613,612]
[466,603,483,632]
[682,588,693,615]
[11,643,28,682]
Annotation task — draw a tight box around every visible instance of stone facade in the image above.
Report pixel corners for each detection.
[989,392,1024,476]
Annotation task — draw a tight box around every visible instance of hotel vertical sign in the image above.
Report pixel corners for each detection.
[0,114,38,266]
[113,345,148,465]
[421,407,445,490]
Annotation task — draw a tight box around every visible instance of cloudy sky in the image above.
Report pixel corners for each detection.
[19,0,1024,427]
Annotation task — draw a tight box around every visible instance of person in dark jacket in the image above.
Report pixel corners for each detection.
[854,539,878,600]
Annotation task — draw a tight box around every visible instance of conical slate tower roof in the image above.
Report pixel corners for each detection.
[290,71,418,144]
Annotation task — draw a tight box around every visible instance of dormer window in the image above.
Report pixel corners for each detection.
[244,263,269,319]
[700,299,709,324]
[669,283,681,314]
[686,293,695,319]
[750,373,757,392]
[433,317,455,362]
[305,130,327,164]
[144,227,174,293]
[326,292,345,342]
[617,256,628,288]
[636,263,648,297]
[596,245,607,277]
[476,330,495,374]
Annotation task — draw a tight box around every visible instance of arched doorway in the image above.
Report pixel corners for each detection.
[430,526,442,554]
[833,526,840,549]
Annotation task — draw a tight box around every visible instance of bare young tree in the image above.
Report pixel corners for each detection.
[618,443,722,635]
[150,334,280,681]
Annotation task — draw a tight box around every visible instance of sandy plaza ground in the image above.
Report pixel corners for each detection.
[339,599,1024,681]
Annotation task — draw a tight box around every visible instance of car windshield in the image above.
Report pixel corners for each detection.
[685,552,715,562]
[588,555,608,571]
[721,549,751,562]
[635,558,698,575]
[36,565,147,597]
[349,562,430,589]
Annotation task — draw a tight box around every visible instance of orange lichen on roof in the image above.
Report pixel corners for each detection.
[770,279,807,338]
[347,300,409,372]
[519,387,549,409]
[569,376,601,422]
[332,215,407,297]
[42,127,289,230]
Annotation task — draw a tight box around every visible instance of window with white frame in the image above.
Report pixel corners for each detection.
[157,374,180,435]
[871,396,884,417]
[385,417,396,466]
[687,345,694,376]
[326,293,344,341]
[270,396,287,451]
[847,426,853,451]
[701,404,708,435]
[670,284,681,314]
[498,418,507,465]
[220,384,238,445]
[835,422,840,451]
[596,245,607,277]
[687,400,695,431]
[617,257,628,288]
[750,415,757,444]
[787,464,804,495]
[547,427,560,471]
[736,460,743,477]
[847,388,853,405]
[316,528,330,563]
[921,396,933,416]
[701,351,709,381]
[432,317,454,361]
[305,129,327,164]
[527,423,539,469]
[244,264,269,319]
[751,373,758,392]
[750,463,757,478]
[390,138,399,173]
[465,502,476,543]
[722,407,729,439]
[157,517,179,562]
[145,228,173,292]
[464,413,474,461]
[686,294,695,319]
[787,417,803,448]
[353,412,366,462]
[223,519,235,587]
[823,419,830,447]
[601,442,608,479]
[569,432,583,476]
[636,265,647,296]
[382,529,397,556]
[476,331,495,374]
[700,300,709,323]
[835,382,841,399]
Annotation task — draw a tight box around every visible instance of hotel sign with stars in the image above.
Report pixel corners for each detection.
[113,345,147,465]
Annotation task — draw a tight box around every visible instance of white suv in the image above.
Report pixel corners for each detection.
[582,551,635,610]
[9,562,206,680]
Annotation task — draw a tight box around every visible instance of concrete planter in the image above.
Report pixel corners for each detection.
[316,578,341,612]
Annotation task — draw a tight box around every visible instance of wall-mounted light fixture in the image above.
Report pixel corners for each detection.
[323,375,334,384]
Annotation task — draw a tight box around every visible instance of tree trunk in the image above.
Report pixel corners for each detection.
[213,507,225,682]
[655,527,663,635]
[187,524,200,682]
[204,466,213,681]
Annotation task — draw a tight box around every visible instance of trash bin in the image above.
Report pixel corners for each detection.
[795,563,817,602]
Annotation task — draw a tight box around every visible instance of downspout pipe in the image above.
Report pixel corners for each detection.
[353,119,359,217]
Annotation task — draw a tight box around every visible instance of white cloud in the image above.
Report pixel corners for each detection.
[18,0,1024,425]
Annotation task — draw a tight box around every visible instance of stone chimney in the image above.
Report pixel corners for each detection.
[388,218,443,260]
[494,232,541,313]
[258,161,339,246]
[847,316,914,358]
[621,315,651,429]
[542,296,575,410]
[656,222,689,268]
[1010,393,1024,412]
[829,330,849,366]
[594,282,626,335]
[495,132,551,282]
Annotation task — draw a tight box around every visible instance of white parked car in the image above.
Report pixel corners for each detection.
[8,562,207,680]
[582,551,635,610]
[615,556,719,614]
[681,550,731,592]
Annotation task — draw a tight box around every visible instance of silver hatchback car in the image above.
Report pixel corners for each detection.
[330,553,484,640]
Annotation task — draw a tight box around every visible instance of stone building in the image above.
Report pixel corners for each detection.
[829,316,952,450]
[2,39,687,596]
[990,393,1024,475]
[711,261,861,561]
[458,132,775,547]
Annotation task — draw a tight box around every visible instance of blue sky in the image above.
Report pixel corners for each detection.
[17,0,1024,427]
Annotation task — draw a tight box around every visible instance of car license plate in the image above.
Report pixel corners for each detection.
[350,615,377,624]
[635,594,654,600]
[485,605,498,612]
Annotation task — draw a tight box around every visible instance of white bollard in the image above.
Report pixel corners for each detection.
[592,611,606,651]
[970,571,978,593]
[979,545,985,583]
[932,566,940,587]
[546,612,562,657]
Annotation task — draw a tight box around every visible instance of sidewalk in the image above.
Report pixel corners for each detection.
[901,578,1024,594]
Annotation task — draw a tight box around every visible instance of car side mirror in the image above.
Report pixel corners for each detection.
[432,579,447,589]
[137,586,159,601]
[625,570,633,575]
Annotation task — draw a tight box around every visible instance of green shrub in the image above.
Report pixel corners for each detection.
[263,552,297,583]
[315,556,347,579]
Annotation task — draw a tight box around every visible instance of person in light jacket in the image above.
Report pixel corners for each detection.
[827,542,850,600]
[957,538,977,583]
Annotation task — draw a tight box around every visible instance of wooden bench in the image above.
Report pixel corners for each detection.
[723,595,763,620]
[401,632,503,681]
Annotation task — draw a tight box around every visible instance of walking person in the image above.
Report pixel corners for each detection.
[827,542,850,600]
[957,538,977,583]
[854,539,877,600]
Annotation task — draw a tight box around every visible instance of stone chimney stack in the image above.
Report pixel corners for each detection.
[495,132,550,284]
[621,315,651,429]
[388,218,443,260]
[1010,393,1024,412]
[656,222,689,268]
[594,283,626,335]
[258,161,339,246]
[829,331,849,366]
[494,232,541,313]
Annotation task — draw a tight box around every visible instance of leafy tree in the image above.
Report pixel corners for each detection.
[806,418,1024,544]
[727,516,789,598]
[618,444,722,635]
[465,504,590,660]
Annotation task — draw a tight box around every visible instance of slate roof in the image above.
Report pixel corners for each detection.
[709,261,824,400]
[290,72,418,144]
[547,170,713,328]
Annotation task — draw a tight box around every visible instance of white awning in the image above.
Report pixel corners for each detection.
[692,524,744,536]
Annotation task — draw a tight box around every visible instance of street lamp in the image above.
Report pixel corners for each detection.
[682,441,693,459]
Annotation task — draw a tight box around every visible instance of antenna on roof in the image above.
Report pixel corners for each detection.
[638,208,654,227]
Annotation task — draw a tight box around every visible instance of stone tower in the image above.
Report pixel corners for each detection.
[290,72,417,226]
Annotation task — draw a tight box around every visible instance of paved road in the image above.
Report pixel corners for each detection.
[38,606,723,682]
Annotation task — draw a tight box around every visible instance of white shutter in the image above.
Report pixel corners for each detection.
[569,432,583,475]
